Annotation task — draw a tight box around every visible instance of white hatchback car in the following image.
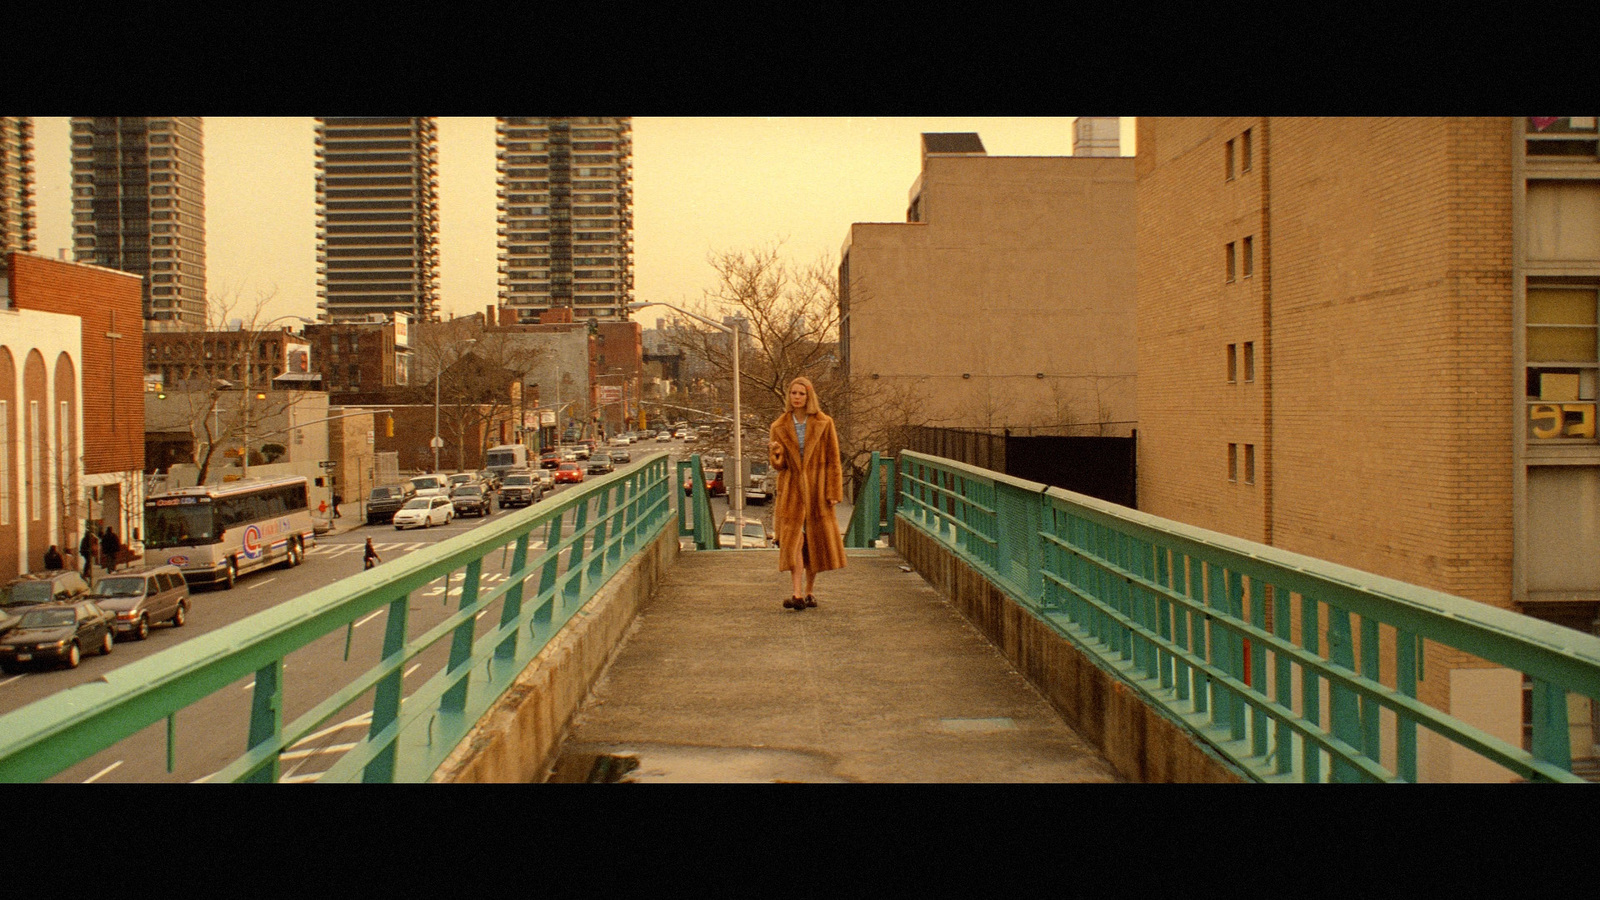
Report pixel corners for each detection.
[393,496,454,530]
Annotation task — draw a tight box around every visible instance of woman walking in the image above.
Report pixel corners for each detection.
[768,376,846,611]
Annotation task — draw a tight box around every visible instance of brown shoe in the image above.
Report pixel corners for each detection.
[783,596,799,610]
[804,595,817,608]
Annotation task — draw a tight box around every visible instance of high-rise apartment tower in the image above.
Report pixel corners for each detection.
[0,117,35,255]
[315,117,440,324]
[495,117,633,324]
[70,117,207,331]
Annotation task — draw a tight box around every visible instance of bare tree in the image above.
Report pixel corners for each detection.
[156,288,308,485]
[412,320,548,469]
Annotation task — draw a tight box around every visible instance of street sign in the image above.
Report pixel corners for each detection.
[430,437,445,449]
[319,460,337,469]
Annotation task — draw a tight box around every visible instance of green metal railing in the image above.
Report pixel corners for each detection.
[0,453,674,783]
[844,451,894,548]
[676,454,717,550]
[897,451,1600,783]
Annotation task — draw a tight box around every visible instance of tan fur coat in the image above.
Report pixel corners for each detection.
[768,410,847,574]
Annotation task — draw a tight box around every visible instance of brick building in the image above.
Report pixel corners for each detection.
[4,252,144,564]
[1135,117,1600,780]
[840,131,1137,435]
[303,315,412,393]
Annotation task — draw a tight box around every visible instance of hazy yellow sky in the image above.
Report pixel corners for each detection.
[29,117,1134,325]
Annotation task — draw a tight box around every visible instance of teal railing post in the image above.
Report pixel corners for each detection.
[363,592,411,783]
[243,659,284,783]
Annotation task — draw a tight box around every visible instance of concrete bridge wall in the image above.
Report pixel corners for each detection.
[894,516,1246,783]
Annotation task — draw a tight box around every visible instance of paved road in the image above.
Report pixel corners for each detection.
[4,445,723,782]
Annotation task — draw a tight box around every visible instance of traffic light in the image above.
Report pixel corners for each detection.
[385,415,394,438]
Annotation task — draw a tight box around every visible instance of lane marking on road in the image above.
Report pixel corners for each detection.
[280,741,358,761]
[83,760,123,783]
[289,711,372,746]
[251,577,277,589]
[404,664,420,678]
[354,609,384,629]
[0,674,25,688]
[280,771,324,784]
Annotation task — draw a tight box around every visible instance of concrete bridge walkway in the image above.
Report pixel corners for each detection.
[546,548,1123,783]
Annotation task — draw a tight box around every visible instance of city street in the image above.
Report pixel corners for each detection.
[3,440,757,782]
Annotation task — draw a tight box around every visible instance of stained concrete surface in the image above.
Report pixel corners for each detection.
[548,549,1122,783]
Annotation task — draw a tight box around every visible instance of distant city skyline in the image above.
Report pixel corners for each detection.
[25,117,1135,327]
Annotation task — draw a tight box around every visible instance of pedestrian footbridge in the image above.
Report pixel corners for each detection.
[2,451,1597,783]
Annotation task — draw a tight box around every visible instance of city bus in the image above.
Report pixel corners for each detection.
[144,476,315,589]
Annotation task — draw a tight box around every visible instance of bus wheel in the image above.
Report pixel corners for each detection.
[222,558,236,590]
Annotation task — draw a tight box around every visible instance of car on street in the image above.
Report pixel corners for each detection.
[476,469,502,491]
[540,451,561,469]
[718,515,773,549]
[684,467,726,496]
[1,570,92,636]
[90,565,191,641]
[587,453,615,475]
[365,483,418,525]
[408,474,450,498]
[683,430,698,443]
[450,485,493,518]
[498,471,542,508]
[448,472,483,494]
[535,467,556,490]
[392,496,455,529]
[555,462,586,484]
[656,430,673,442]
[611,448,631,464]
[0,600,116,671]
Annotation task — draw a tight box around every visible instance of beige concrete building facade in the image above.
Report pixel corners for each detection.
[840,132,1137,435]
[1135,117,1600,779]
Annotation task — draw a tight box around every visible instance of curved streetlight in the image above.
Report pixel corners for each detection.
[242,315,315,478]
[433,338,477,473]
[628,301,744,548]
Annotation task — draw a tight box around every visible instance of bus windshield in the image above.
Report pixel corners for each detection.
[145,504,218,548]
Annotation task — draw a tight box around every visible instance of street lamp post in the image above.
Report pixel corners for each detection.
[628,301,743,548]
[242,315,314,479]
[433,338,477,474]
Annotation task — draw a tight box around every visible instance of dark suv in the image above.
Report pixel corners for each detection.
[498,471,542,508]
[366,483,418,525]
[0,570,92,637]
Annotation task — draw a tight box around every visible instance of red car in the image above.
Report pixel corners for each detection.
[683,468,725,497]
[555,462,586,484]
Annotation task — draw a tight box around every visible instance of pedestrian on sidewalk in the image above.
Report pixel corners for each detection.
[363,538,381,571]
[769,375,846,612]
[80,526,99,580]
[43,545,63,570]
[100,525,122,573]
[333,492,342,518]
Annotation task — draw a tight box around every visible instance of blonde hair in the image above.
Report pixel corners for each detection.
[787,376,822,416]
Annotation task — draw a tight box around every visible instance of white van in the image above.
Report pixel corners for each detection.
[485,444,530,480]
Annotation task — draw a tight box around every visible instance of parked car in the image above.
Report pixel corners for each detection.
[450,485,492,518]
[587,453,615,475]
[90,565,190,641]
[499,471,543,508]
[718,515,773,549]
[0,600,115,671]
[366,483,418,525]
[1,570,92,636]
[409,474,450,498]
[555,462,586,484]
[393,496,454,530]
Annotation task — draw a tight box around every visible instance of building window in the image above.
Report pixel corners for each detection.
[1526,285,1599,441]
[1242,128,1253,172]
[0,401,8,526]
[29,401,40,521]
[1227,344,1238,383]
[1225,139,1235,181]
[1526,117,1599,158]
[1243,236,1254,277]
[1228,443,1238,482]
[1243,342,1256,383]
[1226,242,1237,283]
[1244,444,1256,485]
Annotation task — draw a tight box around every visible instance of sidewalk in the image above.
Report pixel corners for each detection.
[547,548,1122,782]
